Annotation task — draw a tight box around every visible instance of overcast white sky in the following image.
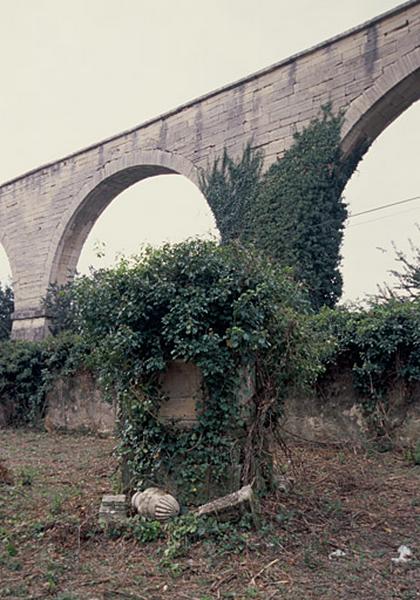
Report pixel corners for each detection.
[0,0,419,302]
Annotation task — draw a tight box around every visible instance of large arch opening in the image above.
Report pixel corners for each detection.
[50,163,218,284]
[77,174,219,273]
[341,99,420,302]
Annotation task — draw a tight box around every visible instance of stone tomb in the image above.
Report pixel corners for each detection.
[158,360,202,428]
[154,361,256,503]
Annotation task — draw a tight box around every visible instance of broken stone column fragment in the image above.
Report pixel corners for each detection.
[131,488,180,521]
[196,484,255,521]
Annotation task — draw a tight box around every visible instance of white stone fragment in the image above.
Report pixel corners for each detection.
[131,488,180,521]
[328,549,346,560]
[391,545,413,564]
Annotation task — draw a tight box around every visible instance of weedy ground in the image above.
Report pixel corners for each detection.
[0,429,418,600]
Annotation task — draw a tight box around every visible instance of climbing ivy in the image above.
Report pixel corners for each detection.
[0,332,87,426]
[314,299,420,426]
[201,107,362,309]
[199,143,263,243]
[51,240,321,503]
[248,108,358,309]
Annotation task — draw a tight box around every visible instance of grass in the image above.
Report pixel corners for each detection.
[0,429,419,599]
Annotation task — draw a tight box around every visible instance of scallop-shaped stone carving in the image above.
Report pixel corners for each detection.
[131,487,180,521]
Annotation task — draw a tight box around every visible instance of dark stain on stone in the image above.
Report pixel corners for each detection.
[228,85,245,129]
[158,119,168,149]
[98,144,104,167]
[364,24,378,75]
[252,89,261,114]
[131,129,139,150]
[194,105,203,153]
[288,61,297,87]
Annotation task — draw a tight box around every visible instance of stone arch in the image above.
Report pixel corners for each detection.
[342,48,420,157]
[0,232,15,286]
[45,150,203,288]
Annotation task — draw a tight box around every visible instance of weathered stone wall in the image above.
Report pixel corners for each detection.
[38,367,420,447]
[2,361,418,446]
[282,368,420,447]
[44,361,205,435]
[1,1,420,339]
[44,371,116,435]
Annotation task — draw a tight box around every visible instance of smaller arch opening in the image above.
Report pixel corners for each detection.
[342,62,420,158]
[0,242,14,340]
[341,100,420,302]
[0,243,13,288]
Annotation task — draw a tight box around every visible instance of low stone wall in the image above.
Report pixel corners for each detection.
[2,366,419,446]
[282,368,420,447]
[44,371,116,435]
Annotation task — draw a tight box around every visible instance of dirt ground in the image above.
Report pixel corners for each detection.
[0,429,418,600]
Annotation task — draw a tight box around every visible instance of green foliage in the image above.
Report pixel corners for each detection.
[378,235,420,301]
[51,240,320,501]
[315,299,420,415]
[0,284,14,341]
[49,493,64,516]
[42,281,77,336]
[201,107,362,309]
[163,512,202,559]
[0,332,88,427]
[199,143,263,243]
[246,107,359,309]
[18,466,38,487]
[130,516,163,544]
[0,340,46,425]
[105,511,258,565]
[162,512,254,561]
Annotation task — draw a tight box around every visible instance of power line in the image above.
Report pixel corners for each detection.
[255,193,420,236]
[303,194,420,233]
[347,204,420,228]
[349,195,420,219]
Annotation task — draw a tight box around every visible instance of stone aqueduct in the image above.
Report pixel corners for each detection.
[1,1,420,340]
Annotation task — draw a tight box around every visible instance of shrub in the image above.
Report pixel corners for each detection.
[51,240,322,501]
[0,332,87,427]
[315,299,420,411]
[0,340,46,425]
